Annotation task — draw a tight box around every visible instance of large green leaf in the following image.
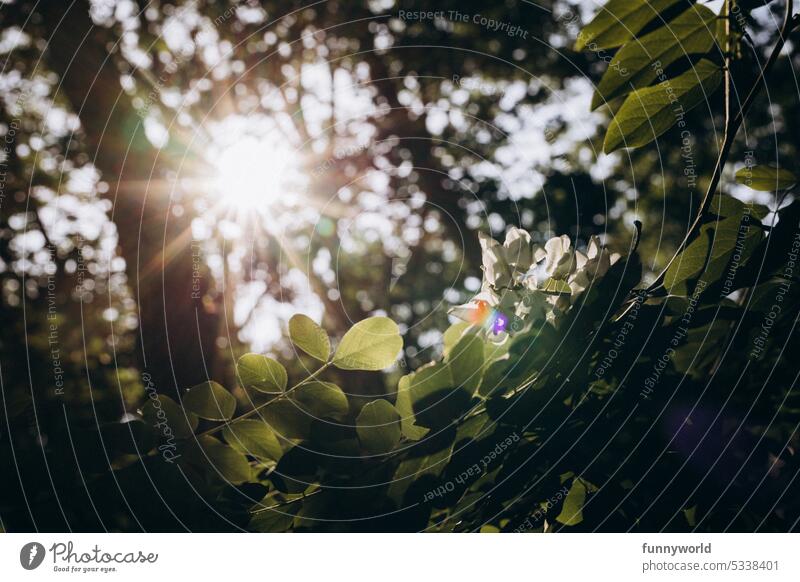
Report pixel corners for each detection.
[408,362,472,429]
[442,322,470,358]
[100,420,156,455]
[575,0,690,51]
[735,165,797,191]
[672,318,732,379]
[709,193,769,220]
[395,374,430,440]
[604,59,721,153]
[223,420,283,462]
[356,399,402,455]
[141,394,198,439]
[292,381,349,420]
[556,478,588,526]
[332,316,402,370]
[288,314,331,362]
[260,399,312,440]
[237,353,287,394]
[575,0,684,51]
[665,215,762,294]
[183,381,236,421]
[446,333,485,393]
[592,3,717,109]
[189,436,251,484]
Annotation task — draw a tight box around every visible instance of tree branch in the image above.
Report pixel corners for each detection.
[646,0,796,293]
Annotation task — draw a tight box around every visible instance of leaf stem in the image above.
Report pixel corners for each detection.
[250,489,322,515]
[646,0,795,293]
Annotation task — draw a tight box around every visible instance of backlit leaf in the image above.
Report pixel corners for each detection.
[288,314,331,362]
[141,394,198,439]
[575,0,690,51]
[592,3,717,109]
[333,316,402,370]
[356,399,401,455]
[292,381,349,420]
[237,353,287,394]
[183,381,236,421]
[446,333,485,394]
[604,59,721,153]
[223,420,283,462]
[735,165,797,191]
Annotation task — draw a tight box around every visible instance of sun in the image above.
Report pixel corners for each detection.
[212,135,301,212]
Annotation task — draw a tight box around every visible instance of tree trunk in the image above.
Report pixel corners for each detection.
[38,2,219,398]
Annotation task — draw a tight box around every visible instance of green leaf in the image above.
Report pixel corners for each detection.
[735,165,797,191]
[575,0,690,51]
[141,394,198,439]
[356,399,402,455]
[332,316,403,371]
[183,381,236,421]
[749,278,799,312]
[556,478,588,526]
[395,374,429,440]
[709,194,769,220]
[442,322,470,358]
[288,314,331,362]
[292,381,349,420]
[540,277,572,294]
[672,319,731,379]
[604,59,722,153]
[592,3,717,109]
[191,436,251,484]
[260,399,312,440]
[408,362,472,429]
[237,353,287,394]
[100,420,156,455]
[665,216,762,294]
[446,333,484,393]
[223,420,283,462]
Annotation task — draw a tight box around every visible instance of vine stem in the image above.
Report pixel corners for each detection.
[646,0,796,293]
[250,489,322,515]
[196,360,332,439]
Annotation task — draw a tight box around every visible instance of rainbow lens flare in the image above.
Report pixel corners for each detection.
[465,300,508,335]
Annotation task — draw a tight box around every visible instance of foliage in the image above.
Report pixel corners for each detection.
[2,0,800,534]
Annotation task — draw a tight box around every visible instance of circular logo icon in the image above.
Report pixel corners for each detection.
[19,542,46,570]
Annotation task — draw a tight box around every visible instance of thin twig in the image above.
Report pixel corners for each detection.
[250,489,322,515]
